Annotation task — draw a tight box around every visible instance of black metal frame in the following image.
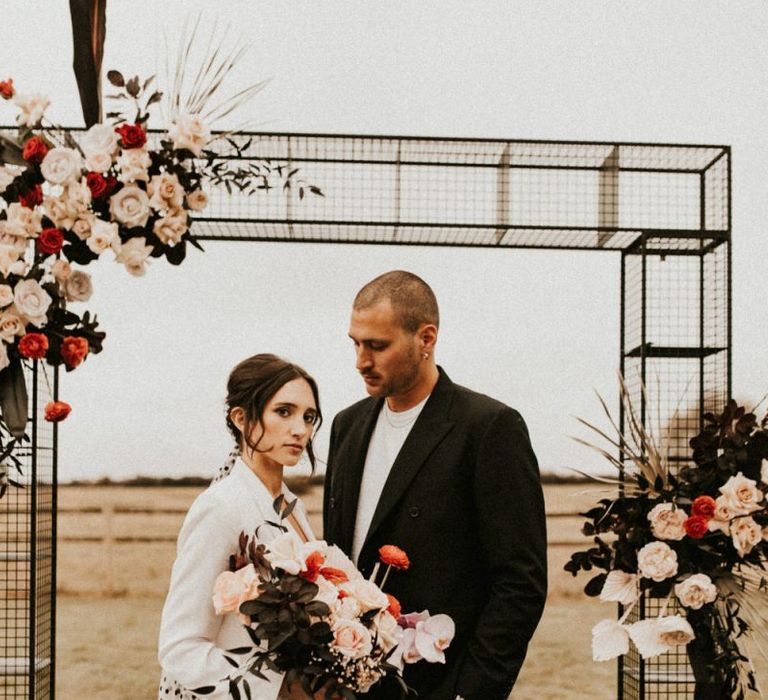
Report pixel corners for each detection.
[0,131,731,699]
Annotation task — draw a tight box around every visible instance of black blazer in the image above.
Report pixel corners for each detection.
[323,369,547,700]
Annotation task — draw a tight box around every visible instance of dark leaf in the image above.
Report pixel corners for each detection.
[0,360,28,439]
[126,75,140,98]
[107,70,125,87]
[229,679,241,700]
[191,686,216,695]
[584,572,607,597]
[224,655,239,668]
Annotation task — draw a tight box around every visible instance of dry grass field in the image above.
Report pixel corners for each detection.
[51,483,765,699]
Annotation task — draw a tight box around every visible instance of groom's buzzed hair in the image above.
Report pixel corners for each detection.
[354,270,439,333]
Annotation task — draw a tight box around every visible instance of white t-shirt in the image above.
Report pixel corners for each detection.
[351,395,429,564]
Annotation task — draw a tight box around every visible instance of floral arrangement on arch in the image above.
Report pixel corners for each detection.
[0,39,322,496]
[565,377,768,699]
[202,496,454,699]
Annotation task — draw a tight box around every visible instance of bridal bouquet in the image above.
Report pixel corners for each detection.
[202,497,454,699]
[565,377,768,699]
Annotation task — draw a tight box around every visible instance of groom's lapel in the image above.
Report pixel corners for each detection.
[339,397,383,553]
[363,370,456,547]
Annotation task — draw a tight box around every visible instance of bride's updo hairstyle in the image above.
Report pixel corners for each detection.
[225,353,322,470]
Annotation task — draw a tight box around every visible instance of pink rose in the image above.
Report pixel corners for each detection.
[331,619,373,660]
[212,564,260,615]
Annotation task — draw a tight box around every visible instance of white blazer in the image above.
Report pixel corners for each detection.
[158,459,315,699]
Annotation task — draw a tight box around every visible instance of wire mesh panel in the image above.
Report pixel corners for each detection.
[0,363,56,699]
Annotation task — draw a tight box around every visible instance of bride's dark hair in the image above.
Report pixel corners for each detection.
[225,353,322,471]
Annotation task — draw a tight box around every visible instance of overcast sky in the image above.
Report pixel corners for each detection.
[3,1,767,481]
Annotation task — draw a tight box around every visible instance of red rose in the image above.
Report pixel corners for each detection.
[37,227,64,255]
[0,78,13,100]
[385,593,401,619]
[44,401,72,422]
[115,123,147,149]
[86,171,109,199]
[299,550,325,583]
[319,566,349,585]
[379,544,410,570]
[19,184,43,208]
[22,136,49,164]
[692,496,717,520]
[684,515,710,539]
[17,332,49,359]
[60,336,89,369]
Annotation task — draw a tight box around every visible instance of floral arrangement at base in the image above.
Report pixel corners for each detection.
[565,377,768,699]
[0,31,323,494]
[202,497,455,699]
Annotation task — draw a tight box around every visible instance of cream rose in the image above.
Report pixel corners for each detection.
[14,92,49,127]
[720,472,764,515]
[372,610,403,653]
[13,279,52,327]
[333,595,361,621]
[153,209,187,245]
[85,151,113,174]
[80,123,118,158]
[44,182,91,231]
[51,260,71,283]
[72,213,96,241]
[730,515,763,557]
[115,237,153,276]
[168,112,211,156]
[637,541,678,582]
[0,311,26,343]
[116,148,151,184]
[708,495,736,535]
[186,188,208,211]
[647,503,687,541]
[331,619,373,660]
[148,172,185,211]
[4,202,41,239]
[9,260,28,277]
[110,185,151,228]
[674,573,718,610]
[64,270,93,302]
[40,147,83,185]
[86,219,121,255]
[0,285,13,308]
[339,578,389,613]
[212,564,260,615]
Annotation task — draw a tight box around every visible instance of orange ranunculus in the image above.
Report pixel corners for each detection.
[299,550,325,583]
[319,566,349,585]
[0,78,13,100]
[17,332,49,359]
[44,401,72,422]
[385,593,401,618]
[60,336,89,368]
[691,495,717,520]
[379,544,410,570]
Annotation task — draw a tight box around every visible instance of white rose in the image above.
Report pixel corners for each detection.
[186,188,208,211]
[0,311,26,343]
[86,219,121,254]
[333,595,361,621]
[40,147,83,185]
[85,151,113,174]
[730,515,763,557]
[647,503,687,541]
[13,279,52,327]
[110,185,151,228]
[5,202,41,239]
[64,270,93,302]
[51,260,71,283]
[13,92,49,127]
[674,574,718,610]
[637,541,678,582]
[115,237,153,276]
[330,619,373,660]
[148,172,185,211]
[0,285,13,308]
[116,148,151,184]
[153,209,187,245]
[168,112,210,156]
[339,578,389,613]
[80,123,118,158]
[372,610,403,652]
[313,575,340,610]
[0,341,9,372]
[720,472,764,515]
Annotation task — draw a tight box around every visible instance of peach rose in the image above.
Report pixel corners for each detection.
[168,112,211,156]
[637,541,678,582]
[708,495,737,535]
[674,573,717,610]
[116,148,151,184]
[330,619,372,660]
[186,188,208,211]
[730,515,763,557]
[647,503,687,541]
[212,564,260,615]
[110,185,151,228]
[153,209,187,245]
[0,311,25,343]
[148,172,185,211]
[719,472,764,515]
[86,219,121,255]
[51,260,71,283]
[63,270,93,302]
[115,237,153,276]
[0,285,13,308]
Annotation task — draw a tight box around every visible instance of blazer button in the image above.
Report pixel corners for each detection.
[329,497,336,509]
[408,506,420,518]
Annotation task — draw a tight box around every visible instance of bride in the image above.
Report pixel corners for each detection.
[158,353,329,699]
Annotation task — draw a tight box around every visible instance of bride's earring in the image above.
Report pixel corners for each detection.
[422,352,428,359]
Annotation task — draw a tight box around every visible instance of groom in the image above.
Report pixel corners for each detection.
[323,271,547,700]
